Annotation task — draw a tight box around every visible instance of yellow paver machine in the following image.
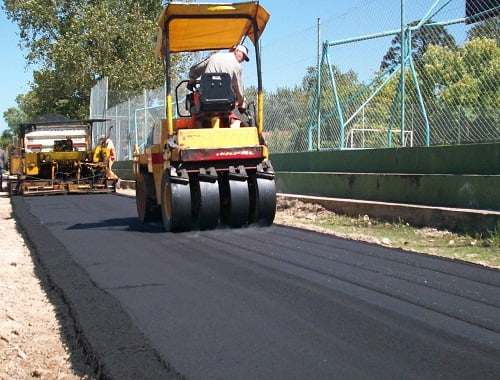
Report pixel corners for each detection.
[134,1,276,232]
[8,114,117,196]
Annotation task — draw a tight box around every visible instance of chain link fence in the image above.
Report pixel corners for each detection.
[91,1,499,159]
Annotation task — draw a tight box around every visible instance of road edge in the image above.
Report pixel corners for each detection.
[10,196,183,379]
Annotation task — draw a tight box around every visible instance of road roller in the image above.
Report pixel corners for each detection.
[134,2,276,232]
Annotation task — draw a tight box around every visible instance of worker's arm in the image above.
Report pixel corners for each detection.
[188,58,210,89]
[189,57,210,81]
[232,66,244,106]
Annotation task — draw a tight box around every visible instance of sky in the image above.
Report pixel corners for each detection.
[0,0,467,134]
[0,8,32,134]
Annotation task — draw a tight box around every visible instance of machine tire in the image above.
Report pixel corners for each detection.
[136,171,160,222]
[249,176,276,226]
[193,178,220,230]
[219,176,249,228]
[160,171,193,232]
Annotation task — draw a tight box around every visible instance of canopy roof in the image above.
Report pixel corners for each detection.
[156,1,270,55]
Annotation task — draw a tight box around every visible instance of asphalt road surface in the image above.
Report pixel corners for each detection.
[11,194,500,379]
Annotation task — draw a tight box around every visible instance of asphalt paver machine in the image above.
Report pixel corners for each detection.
[8,114,116,196]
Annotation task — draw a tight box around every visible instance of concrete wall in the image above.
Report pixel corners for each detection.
[112,160,135,181]
[275,172,499,210]
[271,143,500,175]
[271,143,500,211]
[113,143,500,211]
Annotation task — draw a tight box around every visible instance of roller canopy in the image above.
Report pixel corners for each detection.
[156,1,270,55]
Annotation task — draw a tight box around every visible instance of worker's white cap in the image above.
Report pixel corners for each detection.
[233,44,250,62]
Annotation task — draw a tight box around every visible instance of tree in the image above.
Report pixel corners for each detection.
[422,38,499,107]
[421,37,499,144]
[1,95,29,148]
[2,102,27,137]
[380,20,457,70]
[467,17,500,43]
[3,0,169,121]
[299,65,364,150]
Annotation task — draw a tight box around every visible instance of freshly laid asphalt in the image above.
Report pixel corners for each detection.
[11,193,500,379]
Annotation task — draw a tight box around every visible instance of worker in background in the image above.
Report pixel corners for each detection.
[188,44,249,112]
[0,146,5,191]
[99,135,117,179]
[65,136,73,151]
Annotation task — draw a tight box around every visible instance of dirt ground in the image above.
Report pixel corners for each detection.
[0,187,96,379]
[0,185,497,378]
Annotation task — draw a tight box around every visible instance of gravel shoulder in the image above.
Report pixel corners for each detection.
[0,190,94,379]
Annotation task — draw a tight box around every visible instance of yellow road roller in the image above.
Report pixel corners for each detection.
[134,1,276,232]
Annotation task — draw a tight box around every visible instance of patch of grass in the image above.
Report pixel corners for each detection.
[275,211,500,269]
[483,222,500,248]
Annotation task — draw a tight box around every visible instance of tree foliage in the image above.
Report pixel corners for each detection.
[3,0,168,127]
[380,20,457,70]
[422,37,499,107]
[467,17,500,43]
[299,65,364,150]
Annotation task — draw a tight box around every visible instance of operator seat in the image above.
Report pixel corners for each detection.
[193,72,235,115]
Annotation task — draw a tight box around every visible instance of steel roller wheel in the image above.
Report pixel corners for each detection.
[193,178,220,230]
[136,171,160,222]
[220,176,250,228]
[249,176,276,226]
[160,170,193,232]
